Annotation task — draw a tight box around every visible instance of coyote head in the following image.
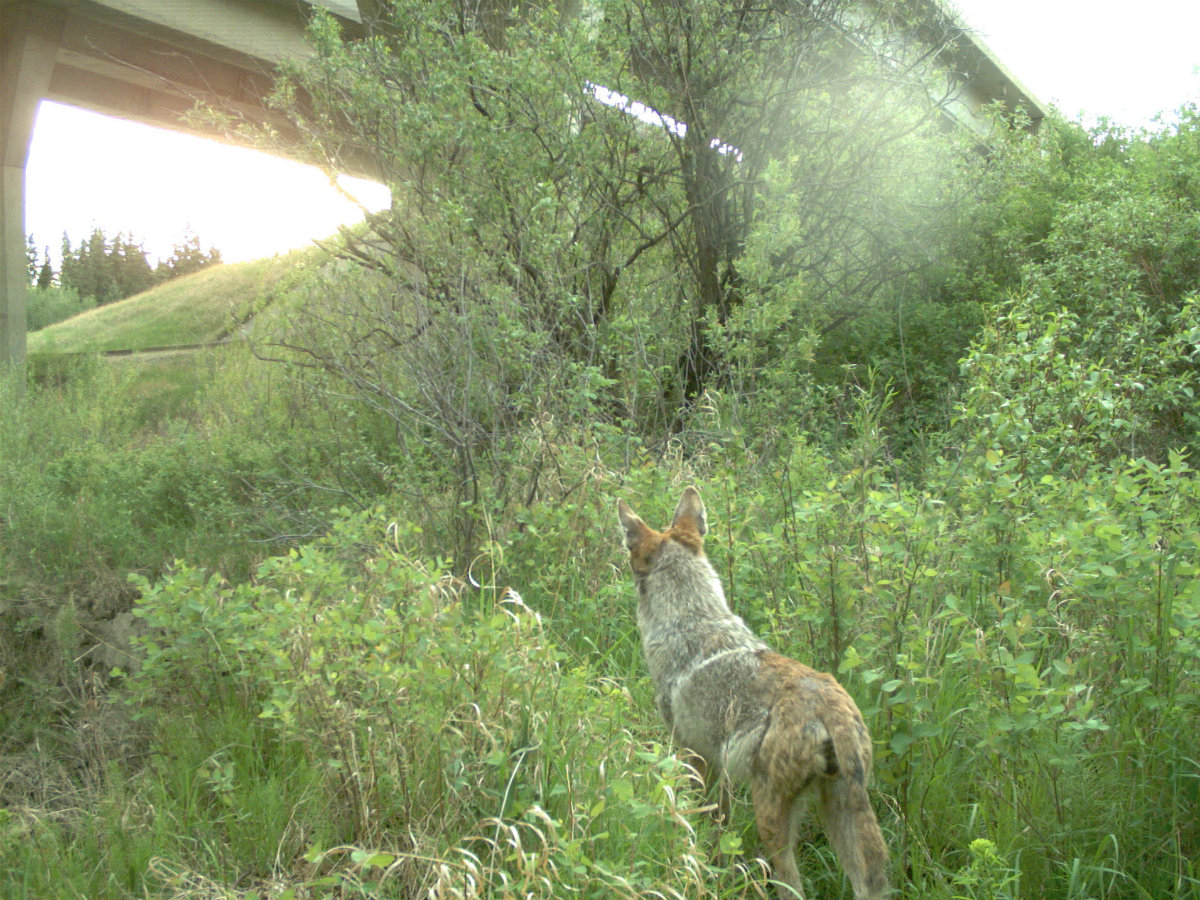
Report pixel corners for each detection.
[617,485,707,575]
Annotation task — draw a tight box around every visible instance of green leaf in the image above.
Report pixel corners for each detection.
[890,731,913,756]
[719,832,744,855]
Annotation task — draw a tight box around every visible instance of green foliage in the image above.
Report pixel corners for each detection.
[603,0,970,396]
[951,839,1020,900]
[27,250,317,355]
[957,295,1200,474]
[154,232,223,282]
[24,284,95,331]
[119,512,733,898]
[936,109,1200,464]
[2,357,278,599]
[487,370,1200,899]
[254,0,984,515]
[9,18,1200,900]
[48,227,224,308]
[25,237,53,288]
[24,233,38,285]
[257,5,679,558]
[0,695,329,899]
[674,426,1200,898]
[0,336,399,793]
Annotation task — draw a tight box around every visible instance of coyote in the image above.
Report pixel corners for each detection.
[618,486,889,900]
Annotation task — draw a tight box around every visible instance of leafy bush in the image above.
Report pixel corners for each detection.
[25,285,95,331]
[941,109,1200,466]
[123,511,743,899]
[464,397,1200,899]
[956,295,1200,475]
[687,436,1200,897]
[3,359,276,601]
[249,0,988,551]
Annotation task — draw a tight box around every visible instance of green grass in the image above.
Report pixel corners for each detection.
[0,698,331,900]
[0,241,387,602]
[17,243,332,440]
[26,248,321,356]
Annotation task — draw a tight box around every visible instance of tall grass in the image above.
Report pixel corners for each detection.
[4,414,1197,898]
[25,286,95,332]
[4,254,1198,898]
[5,512,764,899]
[493,407,1200,899]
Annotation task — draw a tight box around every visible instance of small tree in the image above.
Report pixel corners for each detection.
[605,0,980,402]
[155,232,223,282]
[37,247,54,289]
[25,234,38,286]
[112,232,155,297]
[251,0,985,555]
[25,238,56,288]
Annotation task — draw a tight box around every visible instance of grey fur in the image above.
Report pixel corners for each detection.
[635,533,771,781]
[619,487,890,900]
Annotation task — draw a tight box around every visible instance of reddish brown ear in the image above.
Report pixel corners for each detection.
[618,499,652,551]
[671,486,707,537]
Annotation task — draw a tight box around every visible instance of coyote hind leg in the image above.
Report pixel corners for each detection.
[751,773,805,900]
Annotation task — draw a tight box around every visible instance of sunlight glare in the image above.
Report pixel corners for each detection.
[26,102,390,265]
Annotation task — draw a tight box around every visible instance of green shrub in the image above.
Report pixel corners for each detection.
[565,405,1200,899]
[25,285,95,331]
[955,296,1200,476]
[122,510,740,898]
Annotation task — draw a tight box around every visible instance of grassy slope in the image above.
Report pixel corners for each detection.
[26,248,320,356]
[22,248,326,419]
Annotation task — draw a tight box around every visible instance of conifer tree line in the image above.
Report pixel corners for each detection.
[25,227,223,305]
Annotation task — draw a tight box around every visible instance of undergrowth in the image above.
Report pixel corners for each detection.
[5,512,765,899]
[4,287,1199,898]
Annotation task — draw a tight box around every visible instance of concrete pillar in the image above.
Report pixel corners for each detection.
[1,3,63,376]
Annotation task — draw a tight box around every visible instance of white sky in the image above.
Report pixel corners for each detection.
[951,0,1200,129]
[25,102,389,266]
[23,3,1200,267]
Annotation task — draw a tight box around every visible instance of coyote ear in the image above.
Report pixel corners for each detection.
[671,486,707,536]
[617,499,652,550]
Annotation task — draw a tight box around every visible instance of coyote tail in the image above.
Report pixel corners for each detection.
[819,715,889,900]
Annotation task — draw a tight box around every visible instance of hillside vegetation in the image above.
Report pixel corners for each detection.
[27,250,320,355]
[3,3,1200,899]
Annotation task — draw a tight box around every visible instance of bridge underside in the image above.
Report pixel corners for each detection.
[1,0,364,373]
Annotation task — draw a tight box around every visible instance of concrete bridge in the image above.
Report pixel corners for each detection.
[1,0,367,373]
[1,0,1046,375]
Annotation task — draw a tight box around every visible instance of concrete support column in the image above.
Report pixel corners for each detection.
[1,150,29,373]
[1,2,63,376]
